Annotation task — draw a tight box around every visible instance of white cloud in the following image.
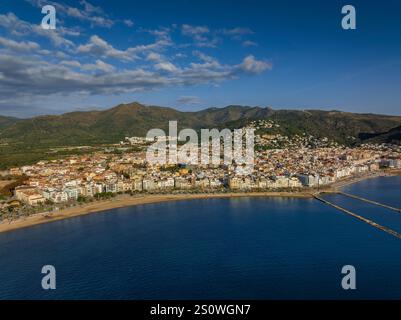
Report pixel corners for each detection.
[0,53,167,98]
[182,25,257,48]
[182,24,210,39]
[0,51,271,102]
[192,50,217,63]
[242,40,258,47]
[61,59,115,72]
[79,0,103,15]
[82,59,115,72]
[181,24,218,47]
[220,27,254,37]
[26,0,114,27]
[194,38,219,48]
[155,62,178,72]
[123,19,134,27]
[55,51,69,59]
[77,33,173,61]
[146,52,163,62]
[190,51,221,70]
[238,55,271,74]
[77,35,136,60]
[0,36,40,52]
[0,12,30,36]
[60,60,82,68]
[218,27,257,46]
[0,11,271,108]
[0,12,76,47]
[148,28,171,40]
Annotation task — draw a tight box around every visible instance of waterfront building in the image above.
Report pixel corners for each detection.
[15,186,46,206]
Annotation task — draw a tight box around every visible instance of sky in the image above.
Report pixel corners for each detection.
[0,0,400,118]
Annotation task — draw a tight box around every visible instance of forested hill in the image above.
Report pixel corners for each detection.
[1,102,401,147]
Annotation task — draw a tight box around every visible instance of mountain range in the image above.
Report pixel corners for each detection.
[1,102,401,147]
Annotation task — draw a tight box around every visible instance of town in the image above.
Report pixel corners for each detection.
[1,125,401,221]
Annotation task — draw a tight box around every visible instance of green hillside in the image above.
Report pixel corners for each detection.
[0,103,274,146]
[0,102,401,169]
[0,116,20,131]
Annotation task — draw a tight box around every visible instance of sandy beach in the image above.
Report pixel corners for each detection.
[0,191,312,234]
[1,169,400,234]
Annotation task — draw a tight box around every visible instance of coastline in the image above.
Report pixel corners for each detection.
[0,191,312,234]
[329,169,401,189]
[1,170,400,234]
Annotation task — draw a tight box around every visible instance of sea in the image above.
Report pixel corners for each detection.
[0,176,400,300]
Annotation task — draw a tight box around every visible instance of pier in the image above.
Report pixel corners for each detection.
[313,194,401,239]
[338,192,401,213]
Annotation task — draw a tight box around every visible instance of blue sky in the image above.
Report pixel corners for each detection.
[0,0,400,117]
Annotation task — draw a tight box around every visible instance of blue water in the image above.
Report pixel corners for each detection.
[0,177,401,300]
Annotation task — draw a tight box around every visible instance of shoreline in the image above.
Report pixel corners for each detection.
[0,191,312,234]
[1,171,400,234]
[329,169,401,189]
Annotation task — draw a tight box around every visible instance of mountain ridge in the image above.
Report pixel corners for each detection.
[1,102,401,147]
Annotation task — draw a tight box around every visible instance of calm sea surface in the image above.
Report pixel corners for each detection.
[1,176,401,299]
